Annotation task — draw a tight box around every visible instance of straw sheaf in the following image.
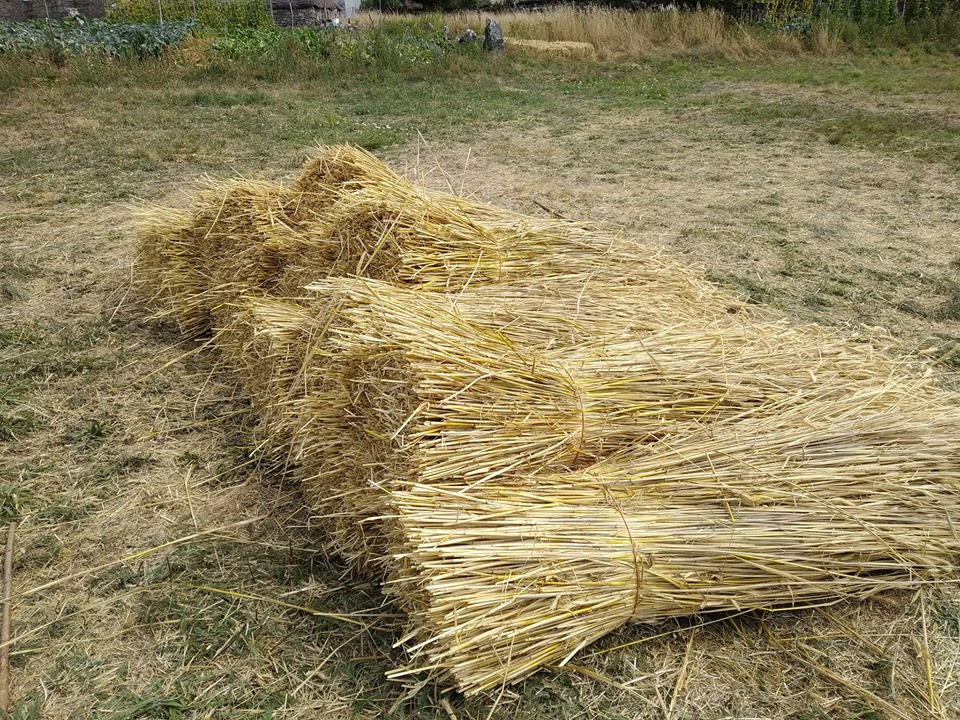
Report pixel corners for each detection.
[209,298,319,465]
[133,202,208,336]
[386,401,960,694]
[290,144,402,214]
[505,37,598,60]
[309,188,695,290]
[135,179,299,336]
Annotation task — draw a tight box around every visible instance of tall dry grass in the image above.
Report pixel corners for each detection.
[357,7,831,60]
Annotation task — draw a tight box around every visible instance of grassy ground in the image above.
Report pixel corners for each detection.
[2,38,960,719]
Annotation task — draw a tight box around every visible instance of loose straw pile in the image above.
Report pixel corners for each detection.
[136,145,960,695]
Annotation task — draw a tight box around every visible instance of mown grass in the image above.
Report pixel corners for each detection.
[3,49,960,210]
[2,27,960,719]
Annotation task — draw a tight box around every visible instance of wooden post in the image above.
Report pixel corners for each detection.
[0,522,17,713]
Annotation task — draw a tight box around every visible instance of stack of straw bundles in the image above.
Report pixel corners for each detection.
[136,145,960,696]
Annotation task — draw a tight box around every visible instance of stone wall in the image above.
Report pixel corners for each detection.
[271,0,343,26]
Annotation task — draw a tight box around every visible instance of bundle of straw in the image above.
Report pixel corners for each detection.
[136,179,294,336]
[387,400,960,694]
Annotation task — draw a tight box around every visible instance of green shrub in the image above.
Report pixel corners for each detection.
[816,7,960,48]
[209,23,452,71]
[753,0,960,48]
[817,0,898,27]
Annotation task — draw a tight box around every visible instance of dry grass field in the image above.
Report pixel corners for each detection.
[2,25,960,719]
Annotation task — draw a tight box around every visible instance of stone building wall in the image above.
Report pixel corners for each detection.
[270,0,343,26]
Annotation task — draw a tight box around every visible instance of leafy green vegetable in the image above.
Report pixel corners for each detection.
[0,19,196,59]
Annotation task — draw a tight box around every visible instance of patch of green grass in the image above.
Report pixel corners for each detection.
[18,531,63,569]
[100,681,293,718]
[137,590,259,663]
[934,599,960,638]
[0,408,43,442]
[7,691,44,720]
[32,500,91,524]
[0,112,27,127]
[703,93,824,125]
[65,417,113,448]
[0,56,39,93]
[92,452,154,479]
[717,54,960,95]
[802,292,833,309]
[705,93,960,168]
[175,89,273,107]
[0,381,45,442]
[553,69,687,109]
[927,335,960,370]
[822,109,960,165]
[816,273,858,300]
[0,249,42,281]
[0,279,27,301]
[938,288,960,320]
[895,298,932,317]
[175,451,203,468]
[770,235,820,279]
[100,695,190,720]
[706,271,781,305]
[0,319,119,389]
[0,482,32,523]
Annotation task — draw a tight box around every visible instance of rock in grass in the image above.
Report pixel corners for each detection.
[483,18,504,54]
[457,28,477,44]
